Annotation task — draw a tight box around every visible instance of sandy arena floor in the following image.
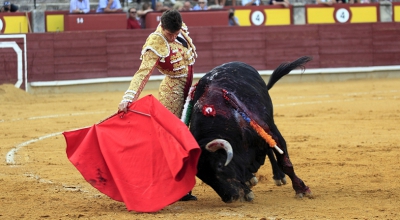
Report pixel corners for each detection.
[1,77,399,219]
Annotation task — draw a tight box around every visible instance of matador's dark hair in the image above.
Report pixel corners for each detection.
[160,10,182,33]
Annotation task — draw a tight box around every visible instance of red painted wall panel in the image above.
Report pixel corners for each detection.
[320,53,374,68]
[266,47,319,60]
[373,53,400,66]
[266,25,317,37]
[54,61,108,74]
[30,65,55,80]
[53,47,106,58]
[319,39,373,54]
[53,56,107,65]
[213,29,266,42]
[0,48,18,83]
[64,13,126,31]
[54,71,108,80]
[105,30,151,78]
[26,34,54,81]
[371,23,400,66]
[107,54,137,73]
[264,25,320,68]
[145,11,229,29]
[187,27,213,43]
[0,35,25,86]
[318,24,372,39]
[373,42,400,53]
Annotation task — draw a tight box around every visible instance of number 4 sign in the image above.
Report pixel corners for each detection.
[335,8,351,23]
[251,10,265,26]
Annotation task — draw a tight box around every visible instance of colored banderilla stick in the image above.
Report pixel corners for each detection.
[222,89,284,154]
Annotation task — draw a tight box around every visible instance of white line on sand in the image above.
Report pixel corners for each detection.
[0,111,108,123]
[6,132,63,165]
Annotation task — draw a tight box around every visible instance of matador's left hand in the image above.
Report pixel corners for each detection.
[118,101,130,113]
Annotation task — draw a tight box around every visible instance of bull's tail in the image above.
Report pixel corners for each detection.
[266,56,312,90]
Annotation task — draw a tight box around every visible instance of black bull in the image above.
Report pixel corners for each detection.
[188,56,313,203]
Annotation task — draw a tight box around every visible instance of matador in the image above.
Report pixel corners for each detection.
[118,13,197,118]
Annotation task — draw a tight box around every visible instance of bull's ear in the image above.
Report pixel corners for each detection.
[205,139,233,166]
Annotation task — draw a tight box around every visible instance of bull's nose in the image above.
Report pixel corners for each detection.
[223,194,239,203]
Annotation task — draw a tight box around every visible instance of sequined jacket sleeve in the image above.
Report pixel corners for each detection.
[124,50,159,102]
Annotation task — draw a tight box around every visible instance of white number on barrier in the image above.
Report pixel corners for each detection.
[0,19,3,32]
[251,11,264,26]
[76,18,84,24]
[335,8,350,23]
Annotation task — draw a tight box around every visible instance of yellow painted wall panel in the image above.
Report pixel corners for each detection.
[264,9,291,25]
[4,16,28,33]
[307,8,335,24]
[394,5,400,22]
[235,9,252,26]
[47,15,64,32]
[350,7,377,23]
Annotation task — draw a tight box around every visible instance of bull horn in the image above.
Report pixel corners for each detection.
[205,139,233,166]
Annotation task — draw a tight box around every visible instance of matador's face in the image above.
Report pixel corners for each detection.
[161,28,181,43]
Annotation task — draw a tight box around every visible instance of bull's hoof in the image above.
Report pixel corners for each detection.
[296,190,313,199]
[245,191,255,202]
[274,176,287,186]
[245,176,258,188]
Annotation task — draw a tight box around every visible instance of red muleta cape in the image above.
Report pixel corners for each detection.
[63,95,201,212]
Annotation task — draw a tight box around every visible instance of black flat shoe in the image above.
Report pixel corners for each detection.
[179,192,197,201]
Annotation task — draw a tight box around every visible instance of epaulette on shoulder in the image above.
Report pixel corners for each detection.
[141,32,170,62]
[181,22,188,33]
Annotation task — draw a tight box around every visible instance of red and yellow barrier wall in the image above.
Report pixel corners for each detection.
[3,3,400,34]
[394,2,400,22]
[226,5,293,26]
[45,11,68,32]
[1,22,400,88]
[306,4,379,24]
[0,12,31,34]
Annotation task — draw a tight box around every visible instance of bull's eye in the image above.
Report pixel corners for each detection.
[217,162,224,171]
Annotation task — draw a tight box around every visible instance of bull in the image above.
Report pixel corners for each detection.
[186,56,313,202]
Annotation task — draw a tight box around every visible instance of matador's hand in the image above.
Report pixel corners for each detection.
[118,101,130,113]
[118,90,136,113]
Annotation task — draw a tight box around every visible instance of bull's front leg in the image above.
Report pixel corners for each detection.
[267,126,312,198]
[266,147,287,186]
[242,183,255,202]
[276,153,312,198]
[242,172,257,201]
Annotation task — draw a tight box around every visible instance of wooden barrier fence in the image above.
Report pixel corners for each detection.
[1,22,400,90]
